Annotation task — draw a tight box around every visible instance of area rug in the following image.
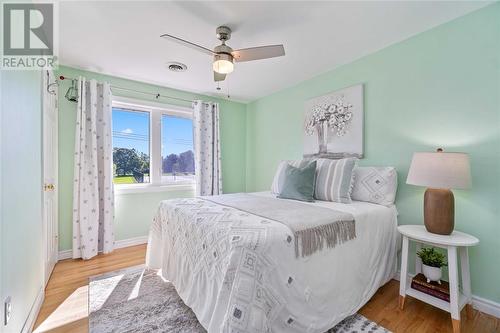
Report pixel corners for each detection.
[89,266,390,333]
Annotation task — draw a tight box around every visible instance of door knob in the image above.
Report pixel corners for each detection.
[44,183,55,191]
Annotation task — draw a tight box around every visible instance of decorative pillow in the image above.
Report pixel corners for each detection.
[351,167,398,206]
[314,158,357,203]
[277,161,317,202]
[271,159,311,195]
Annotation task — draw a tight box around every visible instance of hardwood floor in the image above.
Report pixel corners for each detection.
[33,245,147,333]
[359,281,499,333]
[33,244,499,333]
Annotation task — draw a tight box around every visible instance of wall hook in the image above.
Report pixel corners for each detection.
[47,81,58,95]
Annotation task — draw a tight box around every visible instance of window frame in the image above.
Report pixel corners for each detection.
[112,96,195,194]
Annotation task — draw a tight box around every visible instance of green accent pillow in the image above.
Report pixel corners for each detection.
[277,161,317,202]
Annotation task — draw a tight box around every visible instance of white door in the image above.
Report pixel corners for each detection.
[42,70,59,284]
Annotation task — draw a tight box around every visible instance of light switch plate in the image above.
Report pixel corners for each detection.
[4,296,11,325]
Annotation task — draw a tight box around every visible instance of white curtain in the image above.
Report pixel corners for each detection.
[193,101,222,196]
[72,78,114,260]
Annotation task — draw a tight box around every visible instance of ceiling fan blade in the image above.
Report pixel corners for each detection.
[214,71,226,82]
[160,33,215,56]
[231,45,285,62]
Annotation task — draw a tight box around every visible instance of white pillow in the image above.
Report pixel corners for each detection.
[351,166,398,206]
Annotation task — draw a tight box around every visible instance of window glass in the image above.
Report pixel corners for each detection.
[161,115,194,184]
[112,108,150,184]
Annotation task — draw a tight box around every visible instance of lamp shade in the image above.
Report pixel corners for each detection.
[406,151,471,189]
[213,54,234,74]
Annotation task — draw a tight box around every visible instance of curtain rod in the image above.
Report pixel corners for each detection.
[58,75,196,104]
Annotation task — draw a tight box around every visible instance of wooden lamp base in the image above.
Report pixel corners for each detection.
[424,188,455,235]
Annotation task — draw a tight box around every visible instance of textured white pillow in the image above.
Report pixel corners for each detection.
[351,167,398,206]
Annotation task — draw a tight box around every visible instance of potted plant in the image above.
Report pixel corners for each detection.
[417,247,447,284]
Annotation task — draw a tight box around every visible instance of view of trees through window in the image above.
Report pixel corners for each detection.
[161,114,194,184]
[111,108,194,185]
[112,109,150,184]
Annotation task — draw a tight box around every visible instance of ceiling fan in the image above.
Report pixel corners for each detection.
[160,26,285,82]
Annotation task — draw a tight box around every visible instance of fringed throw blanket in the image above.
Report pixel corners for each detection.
[204,193,355,257]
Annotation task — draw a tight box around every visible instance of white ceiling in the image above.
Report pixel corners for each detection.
[59,1,490,103]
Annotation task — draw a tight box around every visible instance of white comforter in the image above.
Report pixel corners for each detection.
[146,192,397,333]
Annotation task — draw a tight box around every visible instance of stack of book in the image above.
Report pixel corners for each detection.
[411,273,450,302]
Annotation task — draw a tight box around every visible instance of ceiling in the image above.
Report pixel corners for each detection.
[59,1,490,103]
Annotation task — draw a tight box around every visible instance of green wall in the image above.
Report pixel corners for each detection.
[246,4,500,303]
[56,66,247,251]
[1,71,44,332]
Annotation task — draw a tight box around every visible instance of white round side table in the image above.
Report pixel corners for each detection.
[397,225,479,333]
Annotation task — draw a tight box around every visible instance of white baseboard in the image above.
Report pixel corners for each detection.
[22,286,44,333]
[58,249,72,260]
[58,235,148,260]
[114,235,149,249]
[471,295,500,319]
[393,271,500,319]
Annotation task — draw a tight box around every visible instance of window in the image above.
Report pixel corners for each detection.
[112,109,150,184]
[161,115,195,184]
[111,97,194,191]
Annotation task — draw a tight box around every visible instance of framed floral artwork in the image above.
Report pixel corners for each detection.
[303,84,364,158]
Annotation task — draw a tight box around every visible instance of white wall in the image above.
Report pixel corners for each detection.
[1,70,44,332]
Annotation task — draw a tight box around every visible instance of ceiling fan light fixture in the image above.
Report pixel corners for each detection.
[213,54,234,74]
[161,25,285,83]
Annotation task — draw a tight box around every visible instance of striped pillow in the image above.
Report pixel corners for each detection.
[314,158,357,203]
[271,160,311,195]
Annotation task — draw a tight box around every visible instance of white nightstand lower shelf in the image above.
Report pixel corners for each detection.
[404,276,468,313]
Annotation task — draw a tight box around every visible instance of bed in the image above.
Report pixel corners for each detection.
[146,191,398,333]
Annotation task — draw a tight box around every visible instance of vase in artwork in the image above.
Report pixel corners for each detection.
[316,121,328,154]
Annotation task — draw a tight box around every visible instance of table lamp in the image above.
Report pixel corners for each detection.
[406,148,471,235]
